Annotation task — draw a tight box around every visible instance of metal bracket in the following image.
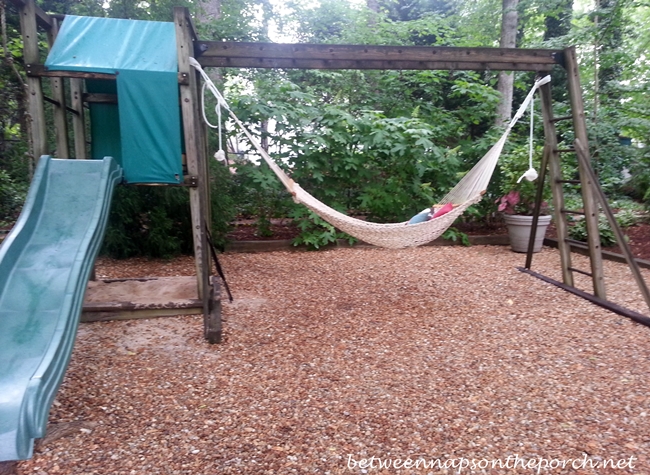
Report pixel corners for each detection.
[178,72,190,85]
[183,175,199,187]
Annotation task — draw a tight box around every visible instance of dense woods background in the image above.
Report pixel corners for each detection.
[1,0,649,254]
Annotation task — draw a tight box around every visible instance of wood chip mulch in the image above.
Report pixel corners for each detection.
[15,245,650,474]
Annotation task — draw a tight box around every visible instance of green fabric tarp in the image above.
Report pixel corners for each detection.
[45,15,182,184]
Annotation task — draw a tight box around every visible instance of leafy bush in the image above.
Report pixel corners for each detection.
[101,186,193,259]
[614,208,640,228]
[229,159,293,236]
[209,158,238,250]
[566,208,642,247]
[289,206,353,250]
[0,169,27,226]
[495,143,551,216]
[442,227,470,246]
[568,216,617,247]
[629,161,650,208]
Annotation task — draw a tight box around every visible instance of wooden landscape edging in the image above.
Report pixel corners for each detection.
[81,301,203,323]
[544,238,650,270]
[224,234,510,253]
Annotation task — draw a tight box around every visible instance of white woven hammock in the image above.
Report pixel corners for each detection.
[190,57,550,249]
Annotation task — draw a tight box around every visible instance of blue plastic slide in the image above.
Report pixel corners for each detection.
[0,156,122,461]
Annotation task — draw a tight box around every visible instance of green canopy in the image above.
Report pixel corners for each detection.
[45,15,183,184]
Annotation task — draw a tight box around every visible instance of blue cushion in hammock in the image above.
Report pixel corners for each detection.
[408,208,431,224]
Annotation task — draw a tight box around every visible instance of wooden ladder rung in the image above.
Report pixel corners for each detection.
[561,208,585,215]
[568,266,593,277]
[551,115,574,123]
[553,148,576,153]
[556,179,581,184]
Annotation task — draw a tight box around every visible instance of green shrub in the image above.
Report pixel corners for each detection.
[442,227,470,246]
[229,159,294,237]
[101,186,193,259]
[289,206,353,250]
[568,216,616,247]
[209,159,237,250]
[0,169,27,226]
[614,208,640,228]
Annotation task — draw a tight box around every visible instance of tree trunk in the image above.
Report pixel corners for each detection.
[495,0,519,127]
[366,0,379,25]
[198,0,221,23]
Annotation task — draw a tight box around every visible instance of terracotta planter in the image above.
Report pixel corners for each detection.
[503,214,552,253]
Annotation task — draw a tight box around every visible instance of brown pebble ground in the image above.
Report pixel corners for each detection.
[15,245,650,474]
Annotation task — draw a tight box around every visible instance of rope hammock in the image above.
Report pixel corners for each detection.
[190,57,550,249]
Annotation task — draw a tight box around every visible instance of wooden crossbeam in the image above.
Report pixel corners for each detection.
[197,42,562,71]
[25,64,116,80]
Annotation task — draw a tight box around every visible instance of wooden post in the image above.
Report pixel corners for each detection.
[19,0,48,169]
[206,277,222,344]
[70,78,87,159]
[564,46,606,298]
[539,82,573,286]
[47,18,69,158]
[174,7,210,313]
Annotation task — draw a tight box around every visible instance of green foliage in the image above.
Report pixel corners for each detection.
[0,169,27,226]
[208,158,237,250]
[289,206,353,250]
[441,226,471,246]
[628,158,650,207]
[613,208,640,228]
[568,216,617,247]
[567,205,642,248]
[101,187,193,259]
[229,159,293,235]
[294,108,457,219]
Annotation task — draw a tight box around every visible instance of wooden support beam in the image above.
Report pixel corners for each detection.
[70,78,87,158]
[564,46,606,298]
[204,277,222,344]
[47,18,69,158]
[539,81,573,286]
[27,65,189,85]
[25,64,117,80]
[200,57,557,72]
[83,93,118,104]
[175,7,210,312]
[197,42,561,71]
[19,0,48,170]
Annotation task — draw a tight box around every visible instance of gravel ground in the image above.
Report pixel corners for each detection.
[14,245,650,474]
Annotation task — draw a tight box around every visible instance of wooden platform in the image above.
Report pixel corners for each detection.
[82,276,203,322]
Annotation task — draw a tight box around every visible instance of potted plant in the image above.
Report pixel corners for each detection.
[496,148,551,253]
